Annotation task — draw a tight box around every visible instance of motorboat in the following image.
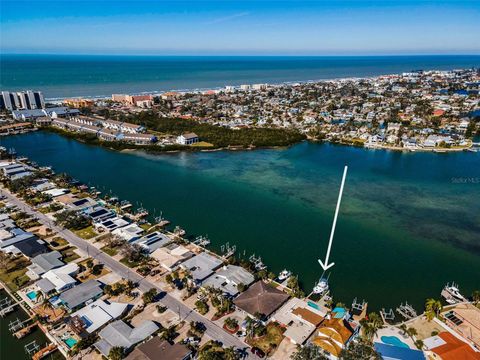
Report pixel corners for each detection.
[444,282,466,302]
[278,269,292,281]
[313,277,329,294]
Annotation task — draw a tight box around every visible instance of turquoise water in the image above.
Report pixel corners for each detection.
[1,132,479,312]
[380,336,410,349]
[26,291,37,300]
[1,55,479,99]
[64,337,77,349]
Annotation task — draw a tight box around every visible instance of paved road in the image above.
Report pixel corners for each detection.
[2,188,255,357]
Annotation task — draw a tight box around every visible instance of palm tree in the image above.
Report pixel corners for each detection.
[399,323,408,335]
[472,290,480,306]
[361,312,383,342]
[406,327,418,340]
[425,298,443,321]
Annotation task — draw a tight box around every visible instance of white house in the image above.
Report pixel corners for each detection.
[176,132,199,145]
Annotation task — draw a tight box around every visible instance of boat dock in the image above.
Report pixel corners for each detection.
[351,298,368,321]
[396,302,418,320]
[32,344,58,360]
[380,308,396,323]
[0,296,18,317]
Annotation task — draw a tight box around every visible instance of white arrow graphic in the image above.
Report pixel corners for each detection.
[318,165,348,271]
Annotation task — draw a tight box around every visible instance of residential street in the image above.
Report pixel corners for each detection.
[1,187,255,357]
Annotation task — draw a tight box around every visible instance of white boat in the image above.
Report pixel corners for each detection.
[444,282,466,301]
[313,277,329,294]
[278,269,292,281]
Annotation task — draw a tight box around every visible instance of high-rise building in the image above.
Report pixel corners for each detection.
[1,91,14,111]
[0,90,45,110]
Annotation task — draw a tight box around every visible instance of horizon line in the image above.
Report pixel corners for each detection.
[3,52,480,57]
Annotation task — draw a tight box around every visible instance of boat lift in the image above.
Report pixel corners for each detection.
[352,298,367,312]
[220,242,236,258]
[9,317,28,332]
[193,235,211,247]
[249,254,267,271]
[25,341,40,357]
[0,297,17,317]
[396,302,418,319]
[380,308,395,322]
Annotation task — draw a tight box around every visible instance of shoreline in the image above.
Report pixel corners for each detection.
[31,127,479,156]
[26,59,477,102]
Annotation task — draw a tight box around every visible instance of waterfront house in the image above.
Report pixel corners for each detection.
[1,163,33,180]
[271,298,327,345]
[179,252,223,284]
[95,216,130,232]
[201,264,255,297]
[36,263,79,294]
[131,231,171,253]
[150,243,194,272]
[69,299,128,335]
[117,133,157,145]
[234,281,290,319]
[125,337,192,360]
[94,320,159,357]
[176,133,199,145]
[26,251,64,280]
[424,331,480,360]
[59,279,103,312]
[112,223,144,242]
[86,207,116,223]
[311,318,358,358]
[98,128,120,141]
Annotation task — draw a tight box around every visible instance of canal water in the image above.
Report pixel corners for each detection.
[1,132,479,313]
[0,290,63,360]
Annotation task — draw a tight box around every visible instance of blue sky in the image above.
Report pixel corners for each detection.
[1,1,479,55]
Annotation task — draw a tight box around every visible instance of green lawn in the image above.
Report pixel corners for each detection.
[101,246,118,256]
[60,247,80,262]
[74,225,97,239]
[247,322,285,355]
[120,257,142,268]
[0,257,31,291]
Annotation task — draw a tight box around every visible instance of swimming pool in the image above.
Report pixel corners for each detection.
[381,335,409,348]
[332,307,346,318]
[26,291,37,300]
[64,337,77,349]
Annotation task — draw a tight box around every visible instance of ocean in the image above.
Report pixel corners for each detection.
[1,54,480,99]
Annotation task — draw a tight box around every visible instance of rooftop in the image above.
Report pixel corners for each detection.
[234,281,289,317]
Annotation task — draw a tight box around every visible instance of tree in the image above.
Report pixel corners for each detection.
[142,288,157,305]
[472,290,480,306]
[339,339,381,360]
[91,264,103,275]
[54,210,90,230]
[291,344,329,360]
[121,243,147,263]
[195,299,209,315]
[425,298,443,321]
[360,312,383,342]
[108,346,125,360]
[406,327,418,340]
[224,317,238,331]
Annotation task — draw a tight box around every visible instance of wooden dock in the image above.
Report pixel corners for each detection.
[14,322,38,339]
[32,344,57,360]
